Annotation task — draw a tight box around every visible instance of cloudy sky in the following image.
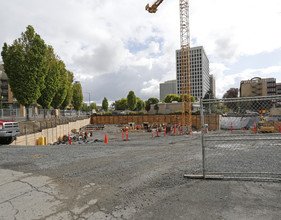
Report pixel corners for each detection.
[1,0,281,104]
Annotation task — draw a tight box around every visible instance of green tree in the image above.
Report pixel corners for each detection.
[1,25,47,119]
[51,61,68,109]
[90,102,97,111]
[60,71,74,110]
[37,46,61,117]
[113,98,128,110]
[127,91,137,111]
[146,97,159,105]
[179,94,195,102]
[163,94,180,103]
[72,83,83,111]
[102,97,108,111]
[154,103,159,114]
[136,98,145,111]
[82,103,89,112]
[203,90,214,100]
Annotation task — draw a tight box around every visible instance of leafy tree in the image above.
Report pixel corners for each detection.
[51,61,68,108]
[223,88,238,99]
[147,97,159,105]
[136,98,145,111]
[203,89,215,100]
[223,88,239,110]
[37,46,60,116]
[163,94,180,103]
[60,70,74,110]
[114,98,128,110]
[72,83,83,111]
[90,102,97,111]
[1,25,47,119]
[127,91,137,111]
[82,103,89,112]
[102,97,108,111]
[145,103,151,113]
[154,103,159,114]
[179,94,196,102]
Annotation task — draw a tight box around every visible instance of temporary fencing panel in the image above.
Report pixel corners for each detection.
[201,95,281,181]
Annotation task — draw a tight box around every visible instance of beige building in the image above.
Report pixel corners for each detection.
[240,77,276,97]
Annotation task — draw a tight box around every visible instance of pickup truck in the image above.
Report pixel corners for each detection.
[0,120,20,145]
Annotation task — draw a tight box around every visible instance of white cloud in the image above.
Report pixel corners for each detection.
[141,79,160,97]
[0,0,281,102]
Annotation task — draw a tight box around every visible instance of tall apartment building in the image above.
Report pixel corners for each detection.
[209,74,216,98]
[176,46,210,100]
[240,77,276,97]
[159,80,177,101]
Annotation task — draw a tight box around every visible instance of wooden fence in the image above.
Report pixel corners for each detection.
[91,114,220,131]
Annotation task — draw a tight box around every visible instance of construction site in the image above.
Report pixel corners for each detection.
[1,0,281,219]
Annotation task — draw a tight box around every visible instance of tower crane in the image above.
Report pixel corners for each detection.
[146,0,192,132]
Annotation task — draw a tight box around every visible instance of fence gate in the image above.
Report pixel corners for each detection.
[201,95,281,181]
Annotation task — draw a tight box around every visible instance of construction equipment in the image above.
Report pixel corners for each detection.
[257,116,274,133]
[146,0,192,131]
[145,0,164,13]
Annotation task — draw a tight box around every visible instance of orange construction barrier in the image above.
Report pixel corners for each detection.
[105,134,109,143]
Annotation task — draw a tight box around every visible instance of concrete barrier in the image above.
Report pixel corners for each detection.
[11,118,91,146]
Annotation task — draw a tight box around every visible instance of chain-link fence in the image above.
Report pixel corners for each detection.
[0,108,89,121]
[201,95,281,181]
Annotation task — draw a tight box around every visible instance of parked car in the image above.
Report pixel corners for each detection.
[0,120,20,145]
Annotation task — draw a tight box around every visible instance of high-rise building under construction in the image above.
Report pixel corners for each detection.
[176,46,210,100]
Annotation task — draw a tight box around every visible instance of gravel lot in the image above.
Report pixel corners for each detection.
[0,125,281,219]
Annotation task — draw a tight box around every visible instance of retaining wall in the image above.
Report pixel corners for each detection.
[91,114,220,131]
[11,118,91,146]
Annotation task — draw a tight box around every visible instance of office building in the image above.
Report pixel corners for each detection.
[209,74,216,98]
[240,77,276,97]
[176,46,210,99]
[276,83,281,95]
[159,80,177,101]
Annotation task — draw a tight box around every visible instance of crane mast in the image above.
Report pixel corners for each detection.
[146,0,192,131]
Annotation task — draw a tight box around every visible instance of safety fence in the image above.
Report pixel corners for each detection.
[201,95,281,181]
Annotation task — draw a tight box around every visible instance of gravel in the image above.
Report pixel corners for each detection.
[0,125,280,219]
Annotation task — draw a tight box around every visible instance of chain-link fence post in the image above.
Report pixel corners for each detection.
[200,99,206,178]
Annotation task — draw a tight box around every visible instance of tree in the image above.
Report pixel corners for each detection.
[114,98,128,110]
[1,25,47,119]
[147,97,159,105]
[37,46,60,116]
[102,97,108,111]
[82,103,89,112]
[60,70,74,110]
[179,94,196,102]
[223,88,239,110]
[51,61,68,109]
[72,83,83,111]
[163,94,180,103]
[154,103,159,114]
[203,89,215,100]
[136,98,145,111]
[223,88,238,99]
[127,91,137,111]
[90,102,97,111]
[145,103,151,113]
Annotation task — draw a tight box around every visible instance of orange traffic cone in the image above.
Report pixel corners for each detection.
[105,134,109,143]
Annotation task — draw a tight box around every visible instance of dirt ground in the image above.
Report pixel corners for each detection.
[0,125,281,219]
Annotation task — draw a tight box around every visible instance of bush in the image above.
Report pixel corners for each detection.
[104,112,112,116]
